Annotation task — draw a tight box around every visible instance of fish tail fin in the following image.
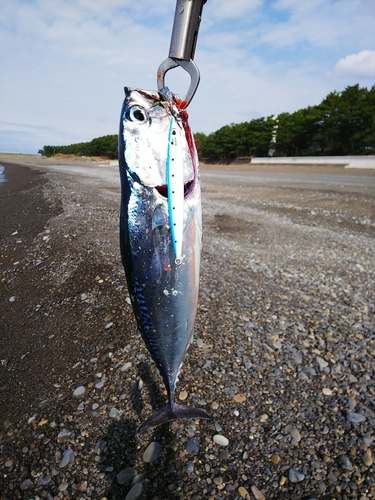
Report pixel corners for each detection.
[137,403,210,435]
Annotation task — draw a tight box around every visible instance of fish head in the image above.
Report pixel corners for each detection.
[120,87,196,193]
[120,87,201,261]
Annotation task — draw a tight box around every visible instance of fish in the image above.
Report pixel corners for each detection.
[118,86,209,433]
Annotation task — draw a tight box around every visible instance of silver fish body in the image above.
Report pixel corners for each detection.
[118,87,208,432]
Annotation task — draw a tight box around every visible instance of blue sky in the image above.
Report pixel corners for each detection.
[0,0,374,154]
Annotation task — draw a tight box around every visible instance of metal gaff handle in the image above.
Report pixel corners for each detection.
[169,0,205,62]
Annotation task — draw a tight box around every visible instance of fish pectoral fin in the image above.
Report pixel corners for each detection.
[137,403,210,435]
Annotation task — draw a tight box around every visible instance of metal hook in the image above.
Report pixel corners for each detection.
[157,57,200,109]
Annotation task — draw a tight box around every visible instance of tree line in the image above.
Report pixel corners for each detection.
[40,85,374,161]
[196,84,375,161]
[39,134,118,159]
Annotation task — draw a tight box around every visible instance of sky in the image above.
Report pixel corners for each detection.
[0,0,374,154]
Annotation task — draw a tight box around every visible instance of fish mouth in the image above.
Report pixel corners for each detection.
[155,180,194,199]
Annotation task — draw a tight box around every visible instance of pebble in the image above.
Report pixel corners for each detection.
[132,473,145,485]
[117,467,137,485]
[238,486,250,498]
[322,387,332,395]
[179,390,188,400]
[109,407,119,418]
[20,478,33,490]
[37,474,52,486]
[121,362,132,371]
[143,441,160,463]
[218,448,229,460]
[251,485,266,500]
[273,340,282,349]
[59,449,74,467]
[95,378,106,389]
[316,356,328,370]
[288,468,305,482]
[186,460,194,473]
[5,459,13,467]
[213,434,229,447]
[363,435,373,447]
[59,481,69,491]
[233,393,246,403]
[290,427,302,444]
[57,429,72,443]
[348,397,357,410]
[270,454,280,464]
[76,481,87,491]
[259,413,268,422]
[347,412,366,425]
[185,437,200,455]
[214,421,223,432]
[363,449,372,467]
[125,483,143,500]
[72,386,86,398]
[340,455,353,470]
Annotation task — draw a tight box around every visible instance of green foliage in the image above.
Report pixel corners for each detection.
[41,134,118,159]
[40,85,374,160]
[196,118,274,162]
[195,85,375,160]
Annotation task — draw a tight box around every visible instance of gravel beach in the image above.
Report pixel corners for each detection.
[1,155,374,499]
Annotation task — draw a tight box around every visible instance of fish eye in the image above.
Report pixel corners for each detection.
[127,105,148,124]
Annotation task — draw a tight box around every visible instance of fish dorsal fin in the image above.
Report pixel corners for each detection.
[167,116,184,263]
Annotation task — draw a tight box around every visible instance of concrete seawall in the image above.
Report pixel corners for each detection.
[251,155,375,169]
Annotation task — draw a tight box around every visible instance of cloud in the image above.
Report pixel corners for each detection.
[254,0,375,50]
[0,1,170,143]
[188,52,329,134]
[0,121,75,153]
[334,50,375,78]
[207,0,262,19]
[0,0,374,153]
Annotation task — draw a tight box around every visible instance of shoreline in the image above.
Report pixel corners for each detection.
[0,162,47,193]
